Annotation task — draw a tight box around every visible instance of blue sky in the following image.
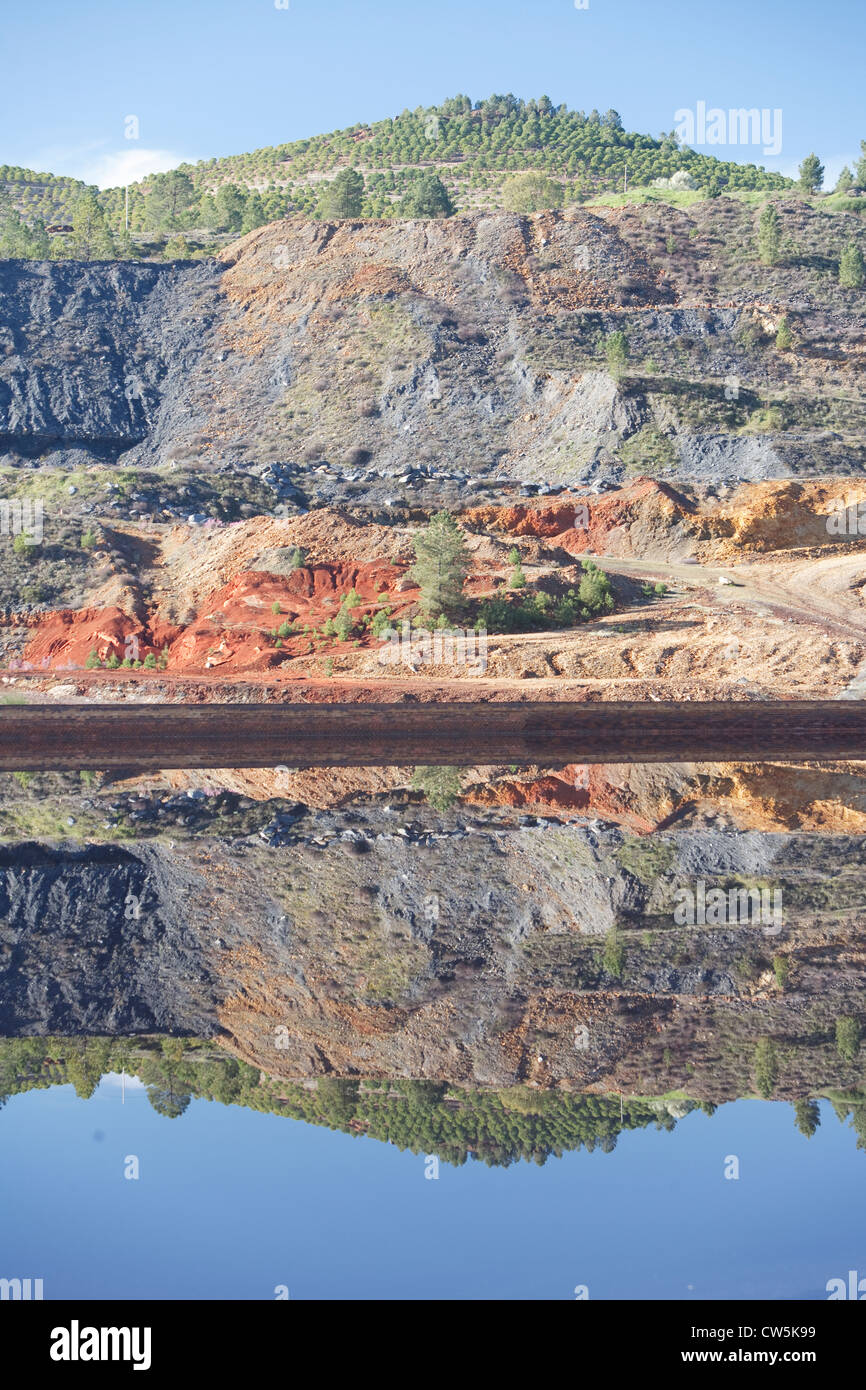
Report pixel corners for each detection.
[1,1078,865,1298]
[1,0,862,189]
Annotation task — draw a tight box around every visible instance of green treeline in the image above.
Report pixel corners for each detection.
[0,94,793,261]
[0,1035,681,1165]
[4,1035,863,1164]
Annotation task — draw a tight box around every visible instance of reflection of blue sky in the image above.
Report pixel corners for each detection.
[99,1072,147,1093]
[1,1080,864,1300]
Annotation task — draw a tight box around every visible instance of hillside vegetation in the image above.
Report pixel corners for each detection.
[0,94,806,261]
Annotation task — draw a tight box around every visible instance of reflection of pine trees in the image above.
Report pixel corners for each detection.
[146,1084,191,1119]
[138,1039,194,1120]
[0,1036,668,1159]
[794,1099,821,1138]
[2,1036,865,1166]
[65,1039,112,1099]
[828,1092,866,1150]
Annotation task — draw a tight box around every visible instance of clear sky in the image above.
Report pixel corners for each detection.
[1,0,863,189]
[1,1079,864,1298]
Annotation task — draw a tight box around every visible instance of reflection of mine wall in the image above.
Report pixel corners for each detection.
[1,829,865,1099]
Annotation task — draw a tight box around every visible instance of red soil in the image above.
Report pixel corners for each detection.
[19,561,422,676]
[18,607,147,670]
[464,478,689,555]
[466,763,656,833]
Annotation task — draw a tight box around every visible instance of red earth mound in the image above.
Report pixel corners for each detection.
[18,607,154,670]
[19,562,422,676]
[464,478,691,556]
[466,764,656,833]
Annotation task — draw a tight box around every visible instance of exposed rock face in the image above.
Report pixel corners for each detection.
[0,841,217,1034]
[1,210,862,494]
[0,258,223,463]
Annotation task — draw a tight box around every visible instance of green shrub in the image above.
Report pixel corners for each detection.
[412,765,462,811]
[604,330,629,379]
[836,1016,860,1062]
[753,1038,779,1097]
[578,561,614,614]
[839,241,865,289]
[334,603,354,641]
[12,532,35,562]
[602,928,625,978]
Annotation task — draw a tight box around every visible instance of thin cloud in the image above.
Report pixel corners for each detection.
[79,148,192,189]
[26,141,193,188]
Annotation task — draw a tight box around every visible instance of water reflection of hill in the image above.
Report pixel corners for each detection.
[2,1037,866,1168]
[2,817,866,1104]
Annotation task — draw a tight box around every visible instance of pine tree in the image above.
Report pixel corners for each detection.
[409,512,469,618]
[604,330,629,380]
[578,563,614,614]
[757,204,782,265]
[318,168,365,219]
[753,1038,779,1098]
[69,192,115,258]
[145,169,196,232]
[836,1016,860,1061]
[334,601,354,641]
[798,153,824,194]
[399,173,455,218]
[502,171,563,212]
[839,241,865,288]
[793,1099,820,1138]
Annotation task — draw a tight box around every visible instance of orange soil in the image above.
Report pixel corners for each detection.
[465,477,685,555]
[465,763,656,833]
[19,606,147,670]
[20,561,421,676]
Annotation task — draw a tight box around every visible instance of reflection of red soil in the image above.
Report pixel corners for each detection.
[169,562,418,672]
[467,764,656,833]
[21,562,422,676]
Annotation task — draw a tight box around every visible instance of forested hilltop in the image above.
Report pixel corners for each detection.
[0,93,813,261]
